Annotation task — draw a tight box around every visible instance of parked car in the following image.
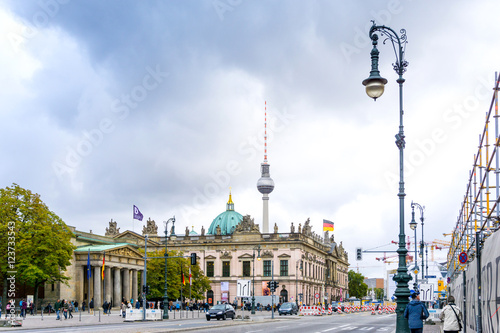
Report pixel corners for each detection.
[278,302,298,315]
[206,304,235,321]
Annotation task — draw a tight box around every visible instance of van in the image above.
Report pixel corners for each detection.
[278,302,298,315]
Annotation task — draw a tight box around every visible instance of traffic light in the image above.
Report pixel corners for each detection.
[142,285,146,293]
[270,281,275,292]
[356,248,362,261]
[274,281,279,290]
[190,253,197,265]
[267,281,271,290]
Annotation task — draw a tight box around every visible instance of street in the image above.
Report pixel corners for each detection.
[1,312,396,333]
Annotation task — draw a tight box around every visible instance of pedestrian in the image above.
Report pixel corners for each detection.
[89,298,94,315]
[21,300,27,318]
[81,300,86,312]
[403,290,429,333]
[439,296,462,333]
[103,301,108,314]
[74,300,79,312]
[121,302,127,318]
[54,299,61,320]
[135,300,140,309]
[63,300,69,320]
[68,301,74,319]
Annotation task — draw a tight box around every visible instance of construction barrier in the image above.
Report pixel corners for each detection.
[299,306,321,316]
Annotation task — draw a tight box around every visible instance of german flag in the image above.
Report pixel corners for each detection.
[323,219,334,232]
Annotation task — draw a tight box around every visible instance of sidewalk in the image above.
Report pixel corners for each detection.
[0,309,209,331]
[423,322,443,333]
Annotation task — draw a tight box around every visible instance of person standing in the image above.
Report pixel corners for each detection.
[440,296,462,333]
[89,298,94,315]
[404,291,429,333]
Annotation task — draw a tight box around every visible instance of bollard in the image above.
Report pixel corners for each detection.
[79,310,81,322]
[41,309,43,321]
[99,309,101,322]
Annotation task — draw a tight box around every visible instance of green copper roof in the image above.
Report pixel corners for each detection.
[207,192,243,235]
[75,243,132,252]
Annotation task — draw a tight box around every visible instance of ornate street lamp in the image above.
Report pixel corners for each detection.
[163,217,175,320]
[409,205,419,291]
[362,21,411,333]
[295,260,302,309]
[411,202,425,283]
[251,245,261,314]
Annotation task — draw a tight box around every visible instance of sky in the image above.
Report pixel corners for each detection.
[1,0,499,279]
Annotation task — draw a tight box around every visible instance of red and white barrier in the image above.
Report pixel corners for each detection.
[299,306,322,316]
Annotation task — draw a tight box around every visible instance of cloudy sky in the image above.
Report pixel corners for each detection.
[1,0,499,279]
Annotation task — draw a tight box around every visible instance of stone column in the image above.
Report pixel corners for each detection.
[104,266,112,303]
[78,265,84,303]
[131,269,138,303]
[123,268,130,302]
[114,268,121,307]
[94,266,101,309]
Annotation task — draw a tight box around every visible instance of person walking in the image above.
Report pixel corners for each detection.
[54,299,62,320]
[440,296,462,333]
[404,290,429,333]
[68,301,74,319]
[89,298,94,315]
[81,300,86,312]
[63,300,69,319]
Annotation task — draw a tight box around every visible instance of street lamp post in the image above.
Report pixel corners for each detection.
[411,202,425,282]
[409,205,419,291]
[163,217,175,320]
[362,21,411,333]
[295,260,302,309]
[251,245,261,315]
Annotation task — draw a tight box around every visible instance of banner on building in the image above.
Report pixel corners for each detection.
[262,281,271,296]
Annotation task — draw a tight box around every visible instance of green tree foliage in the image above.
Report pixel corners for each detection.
[0,184,75,308]
[374,287,384,300]
[144,249,211,302]
[347,270,368,299]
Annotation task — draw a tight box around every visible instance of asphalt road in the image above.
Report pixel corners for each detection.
[3,312,396,333]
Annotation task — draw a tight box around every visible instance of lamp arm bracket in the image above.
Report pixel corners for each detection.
[369,21,408,75]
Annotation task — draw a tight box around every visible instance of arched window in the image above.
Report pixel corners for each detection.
[280,288,288,303]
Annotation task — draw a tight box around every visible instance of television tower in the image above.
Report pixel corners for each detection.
[256,101,275,233]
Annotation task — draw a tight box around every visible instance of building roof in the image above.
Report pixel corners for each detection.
[207,191,243,235]
[74,243,132,252]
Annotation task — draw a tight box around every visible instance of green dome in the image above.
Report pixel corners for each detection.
[207,192,243,235]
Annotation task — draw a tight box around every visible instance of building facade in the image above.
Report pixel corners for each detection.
[46,197,349,307]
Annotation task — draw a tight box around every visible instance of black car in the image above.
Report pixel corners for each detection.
[206,304,235,321]
[278,302,298,315]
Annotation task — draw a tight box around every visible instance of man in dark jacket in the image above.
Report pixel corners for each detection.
[404,291,429,333]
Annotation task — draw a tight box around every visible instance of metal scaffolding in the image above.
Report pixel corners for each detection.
[447,73,500,280]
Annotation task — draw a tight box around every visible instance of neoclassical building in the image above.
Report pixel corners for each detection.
[46,195,349,307]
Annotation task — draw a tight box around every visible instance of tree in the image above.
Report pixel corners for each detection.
[374,287,384,300]
[347,270,368,299]
[144,249,211,302]
[0,184,75,310]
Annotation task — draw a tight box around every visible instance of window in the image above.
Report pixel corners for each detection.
[263,260,271,277]
[206,261,214,277]
[222,261,230,277]
[280,260,288,276]
[243,261,251,277]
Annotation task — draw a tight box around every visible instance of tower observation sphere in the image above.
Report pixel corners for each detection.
[257,163,274,194]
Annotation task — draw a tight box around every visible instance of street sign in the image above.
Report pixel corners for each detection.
[425,275,436,279]
[459,252,468,264]
[314,293,320,299]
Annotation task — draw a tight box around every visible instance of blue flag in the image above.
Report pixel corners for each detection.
[133,205,143,221]
[87,249,91,279]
